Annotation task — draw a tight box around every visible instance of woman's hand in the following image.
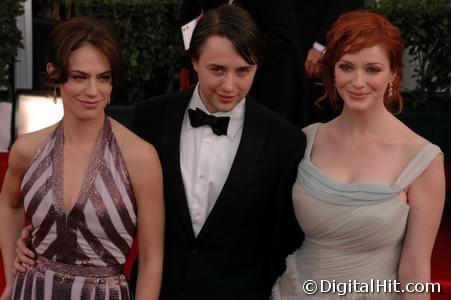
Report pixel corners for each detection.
[304,47,323,78]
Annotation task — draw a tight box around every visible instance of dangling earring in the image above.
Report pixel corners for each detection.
[388,82,393,98]
[107,97,111,106]
[53,86,58,104]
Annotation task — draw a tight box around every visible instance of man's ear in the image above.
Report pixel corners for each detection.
[192,59,199,73]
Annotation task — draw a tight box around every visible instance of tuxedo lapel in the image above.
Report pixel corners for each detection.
[162,89,196,240]
[197,99,269,241]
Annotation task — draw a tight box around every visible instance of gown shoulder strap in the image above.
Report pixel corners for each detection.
[393,143,442,190]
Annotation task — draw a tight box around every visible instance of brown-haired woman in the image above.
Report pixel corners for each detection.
[272,11,445,299]
[0,17,164,300]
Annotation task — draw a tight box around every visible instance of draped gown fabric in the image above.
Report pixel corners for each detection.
[12,118,137,300]
[272,123,442,300]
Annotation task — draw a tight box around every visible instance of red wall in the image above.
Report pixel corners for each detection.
[0,153,7,292]
[0,152,7,187]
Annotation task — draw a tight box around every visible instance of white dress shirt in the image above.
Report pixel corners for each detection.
[180,85,245,236]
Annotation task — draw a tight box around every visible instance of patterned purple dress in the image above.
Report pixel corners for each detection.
[12,118,137,299]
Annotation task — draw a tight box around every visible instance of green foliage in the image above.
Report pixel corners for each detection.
[367,0,451,111]
[73,0,183,104]
[0,0,25,97]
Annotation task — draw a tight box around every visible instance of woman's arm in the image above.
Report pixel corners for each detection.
[126,140,165,300]
[0,141,30,299]
[399,154,445,300]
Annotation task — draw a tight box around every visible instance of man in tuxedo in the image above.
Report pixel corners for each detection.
[132,5,305,300]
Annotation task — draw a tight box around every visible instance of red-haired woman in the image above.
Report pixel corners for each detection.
[272,11,445,299]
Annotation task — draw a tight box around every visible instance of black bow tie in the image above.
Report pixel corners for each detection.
[188,108,230,136]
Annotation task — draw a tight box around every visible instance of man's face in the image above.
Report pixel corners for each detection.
[192,36,257,113]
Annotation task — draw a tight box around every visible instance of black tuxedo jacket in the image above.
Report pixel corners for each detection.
[132,88,305,300]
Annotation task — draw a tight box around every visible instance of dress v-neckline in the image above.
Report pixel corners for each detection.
[52,118,109,217]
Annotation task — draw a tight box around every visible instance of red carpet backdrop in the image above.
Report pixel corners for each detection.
[1,152,9,293]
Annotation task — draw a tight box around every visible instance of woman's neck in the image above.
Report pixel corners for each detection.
[336,104,394,138]
[62,113,106,146]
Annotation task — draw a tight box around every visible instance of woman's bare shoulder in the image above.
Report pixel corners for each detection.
[109,118,158,163]
[378,118,437,172]
[9,124,58,171]
[395,119,432,153]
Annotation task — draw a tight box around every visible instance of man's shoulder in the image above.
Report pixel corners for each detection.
[135,88,193,111]
[246,100,306,161]
[133,88,194,141]
[249,100,305,139]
